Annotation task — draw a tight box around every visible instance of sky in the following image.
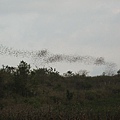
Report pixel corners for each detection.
[0,0,120,76]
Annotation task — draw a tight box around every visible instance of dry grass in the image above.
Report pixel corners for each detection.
[0,104,120,120]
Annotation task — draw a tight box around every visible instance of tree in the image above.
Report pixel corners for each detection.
[102,72,106,76]
[13,61,31,96]
[117,69,120,76]
[63,71,74,77]
[75,70,89,77]
[0,65,14,97]
[0,74,4,98]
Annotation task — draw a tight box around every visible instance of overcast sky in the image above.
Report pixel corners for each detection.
[0,0,120,76]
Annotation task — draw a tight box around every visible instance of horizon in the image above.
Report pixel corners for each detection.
[0,44,117,76]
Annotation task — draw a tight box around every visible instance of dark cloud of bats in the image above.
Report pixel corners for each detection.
[0,44,117,73]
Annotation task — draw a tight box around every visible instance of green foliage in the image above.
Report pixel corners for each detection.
[64,70,74,77]
[66,90,74,101]
[13,61,31,96]
[85,91,100,101]
[75,81,92,90]
[0,75,4,98]
[0,61,120,119]
[117,69,120,76]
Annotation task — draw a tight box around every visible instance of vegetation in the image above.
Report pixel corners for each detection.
[0,61,120,120]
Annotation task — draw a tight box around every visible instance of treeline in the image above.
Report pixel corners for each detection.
[0,61,62,98]
[0,60,119,98]
[0,61,120,119]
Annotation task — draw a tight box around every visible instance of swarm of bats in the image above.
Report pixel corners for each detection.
[0,44,116,71]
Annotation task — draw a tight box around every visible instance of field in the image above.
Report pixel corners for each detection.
[0,61,120,120]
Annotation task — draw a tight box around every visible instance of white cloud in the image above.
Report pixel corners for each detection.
[113,9,120,14]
